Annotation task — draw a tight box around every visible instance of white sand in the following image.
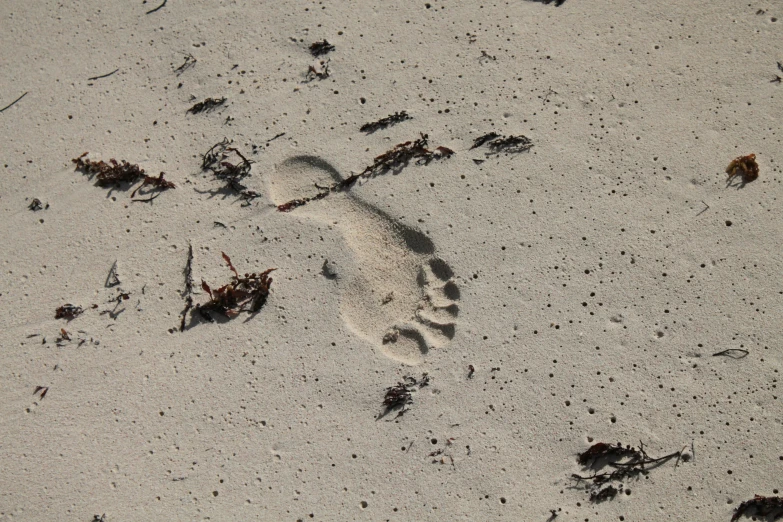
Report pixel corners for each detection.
[1,0,782,520]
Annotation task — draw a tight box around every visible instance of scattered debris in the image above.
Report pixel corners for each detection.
[732,495,783,521]
[527,0,566,5]
[145,0,167,14]
[180,242,194,332]
[187,97,227,114]
[87,69,119,81]
[100,290,130,320]
[200,140,261,203]
[467,364,475,379]
[479,50,497,62]
[105,261,121,288]
[712,348,749,359]
[92,515,107,522]
[571,441,685,503]
[471,134,533,156]
[55,304,84,320]
[360,111,412,133]
[130,172,175,199]
[470,132,501,150]
[0,91,28,113]
[309,40,335,56]
[28,198,47,211]
[193,252,275,323]
[278,134,453,212]
[377,373,430,420]
[726,154,759,183]
[306,60,330,81]
[174,54,197,75]
[55,328,71,344]
[33,386,49,399]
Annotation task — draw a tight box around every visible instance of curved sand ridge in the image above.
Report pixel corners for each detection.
[268,155,459,365]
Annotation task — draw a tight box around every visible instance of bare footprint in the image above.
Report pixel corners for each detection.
[269,155,459,365]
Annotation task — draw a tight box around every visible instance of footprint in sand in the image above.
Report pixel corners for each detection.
[268,155,459,365]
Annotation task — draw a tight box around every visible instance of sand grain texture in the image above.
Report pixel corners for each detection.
[1,0,782,520]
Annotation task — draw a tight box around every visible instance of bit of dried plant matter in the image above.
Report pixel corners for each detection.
[306,60,330,81]
[377,373,430,420]
[360,111,412,133]
[174,53,196,75]
[28,198,47,211]
[309,40,335,56]
[527,0,566,5]
[732,495,783,521]
[470,132,501,149]
[571,441,685,503]
[194,252,275,322]
[471,134,533,156]
[277,134,453,212]
[180,243,194,332]
[726,154,759,183]
[33,386,49,399]
[73,153,146,186]
[187,97,226,114]
[55,304,84,320]
[200,140,261,203]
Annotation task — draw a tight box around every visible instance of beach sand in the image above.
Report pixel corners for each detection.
[1,0,782,520]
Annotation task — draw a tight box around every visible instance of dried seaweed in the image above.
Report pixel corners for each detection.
[105,261,121,288]
[377,373,430,420]
[55,304,84,320]
[726,154,759,184]
[732,495,783,522]
[200,140,261,203]
[360,111,412,133]
[28,198,47,211]
[277,134,453,212]
[470,132,501,149]
[187,97,226,114]
[174,54,196,75]
[73,153,146,186]
[477,134,533,156]
[130,172,175,199]
[180,243,194,332]
[305,60,330,81]
[309,40,335,57]
[527,0,566,5]
[571,441,685,503]
[193,252,275,322]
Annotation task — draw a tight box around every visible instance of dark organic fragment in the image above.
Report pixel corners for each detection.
[193,252,275,323]
[187,97,226,114]
[33,385,49,399]
[571,441,685,503]
[105,261,121,288]
[732,494,783,522]
[130,172,175,199]
[360,111,412,133]
[470,132,501,149]
[377,373,430,420]
[470,133,533,156]
[726,154,759,183]
[73,153,145,186]
[309,40,335,56]
[527,0,566,5]
[305,60,330,81]
[180,243,194,331]
[174,54,196,75]
[712,348,749,359]
[55,304,84,320]
[200,140,261,203]
[28,198,47,211]
[277,133,453,212]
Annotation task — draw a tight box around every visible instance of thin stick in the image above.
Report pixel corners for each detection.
[88,69,119,81]
[712,348,749,358]
[696,200,710,216]
[146,0,167,14]
[0,92,28,113]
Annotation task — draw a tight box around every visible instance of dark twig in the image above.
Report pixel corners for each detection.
[105,261,121,288]
[174,54,196,75]
[712,348,749,359]
[266,132,286,143]
[696,200,710,216]
[33,386,49,399]
[180,242,194,331]
[360,111,412,133]
[87,69,119,81]
[0,92,28,113]
[145,0,167,14]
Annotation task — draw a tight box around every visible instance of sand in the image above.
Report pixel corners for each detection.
[1,0,782,520]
